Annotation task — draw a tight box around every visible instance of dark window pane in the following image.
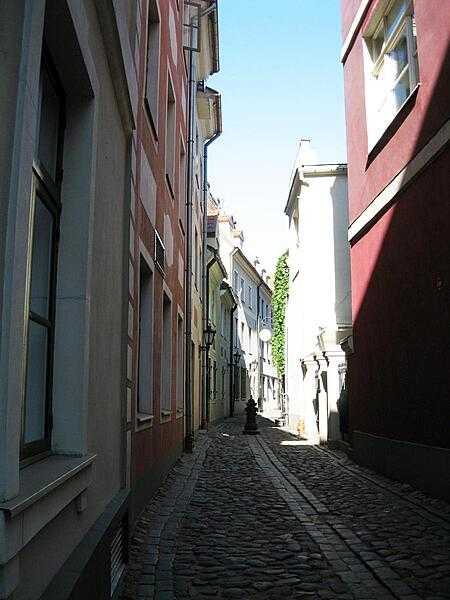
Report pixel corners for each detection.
[29,196,53,318]
[37,65,61,179]
[24,321,48,443]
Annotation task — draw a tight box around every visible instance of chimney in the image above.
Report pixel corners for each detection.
[297,138,317,167]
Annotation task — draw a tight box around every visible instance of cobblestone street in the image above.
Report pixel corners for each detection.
[121,417,450,600]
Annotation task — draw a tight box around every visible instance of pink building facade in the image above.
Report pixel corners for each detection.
[341,0,450,499]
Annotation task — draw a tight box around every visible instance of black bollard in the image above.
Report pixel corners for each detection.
[243,397,260,435]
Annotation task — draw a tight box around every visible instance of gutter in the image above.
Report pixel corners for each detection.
[184,41,196,453]
[201,245,222,428]
[229,298,237,417]
[201,93,222,429]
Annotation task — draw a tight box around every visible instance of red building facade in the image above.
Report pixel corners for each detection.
[341,0,450,499]
[128,0,188,516]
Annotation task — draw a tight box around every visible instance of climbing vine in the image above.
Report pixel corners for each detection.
[272,251,289,379]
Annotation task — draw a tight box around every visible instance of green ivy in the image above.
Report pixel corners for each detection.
[272,252,289,379]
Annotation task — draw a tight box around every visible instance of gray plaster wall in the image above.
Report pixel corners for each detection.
[0,1,25,327]
[0,0,131,597]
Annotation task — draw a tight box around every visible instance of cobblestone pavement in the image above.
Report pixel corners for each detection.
[121,417,450,600]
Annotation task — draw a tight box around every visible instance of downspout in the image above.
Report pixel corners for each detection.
[184,44,196,453]
[201,97,222,429]
[229,300,237,416]
[202,245,221,428]
[256,281,263,410]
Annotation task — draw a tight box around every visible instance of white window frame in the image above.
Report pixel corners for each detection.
[363,0,419,150]
[137,253,155,421]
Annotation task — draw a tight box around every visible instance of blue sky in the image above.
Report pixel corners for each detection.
[208,0,347,273]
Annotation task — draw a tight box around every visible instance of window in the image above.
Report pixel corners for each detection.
[22,53,64,460]
[176,314,184,413]
[248,327,252,355]
[221,304,225,336]
[240,277,245,302]
[145,0,160,133]
[165,75,176,191]
[247,285,252,308]
[161,292,172,413]
[179,140,186,227]
[240,367,247,400]
[138,258,154,416]
[194,227,198,289]
[364,0,419,146]
[233,270,238,292]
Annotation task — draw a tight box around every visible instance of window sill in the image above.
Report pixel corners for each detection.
[367,84,420,164]
[136,413,154,430]
[0,454,95,567]
[160,410,172,423]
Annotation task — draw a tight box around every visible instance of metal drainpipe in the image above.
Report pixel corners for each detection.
[201,126,221,429]
[184,45,196,453]
[202,245,221,428]
[229,301,237,417]
[256,282,263,411]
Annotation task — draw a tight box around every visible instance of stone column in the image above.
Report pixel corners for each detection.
[301,357,319,442]
[314,354,329,444]
[323,347,347,441]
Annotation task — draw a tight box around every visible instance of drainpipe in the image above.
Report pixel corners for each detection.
[229,300,237,416]
[184,43,196,453]
[202,245,221,428]
[256,281,263,411]
[201,99,222,429]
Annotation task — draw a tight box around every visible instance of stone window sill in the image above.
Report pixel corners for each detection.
[160,410,172,423]
[136,412,154,431]
[0,454,95,573]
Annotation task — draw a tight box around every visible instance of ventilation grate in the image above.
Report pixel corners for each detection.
[110,521,126,596]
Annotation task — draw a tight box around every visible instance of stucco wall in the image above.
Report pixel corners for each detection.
[130,0,186,518]
[343,0,450,224]
[349,145,450,450]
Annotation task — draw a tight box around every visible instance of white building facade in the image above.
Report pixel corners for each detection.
[284,140,351,442]
[217,212,280,416]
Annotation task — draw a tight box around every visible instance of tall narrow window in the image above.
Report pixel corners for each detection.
[233,270,238,292]
[145,1,160,133]
[194,228,198,289]
[161,292,172,413]
[166,75,176,192]
[138,258,154,416]
[179,140,186,227]
[22,53,64,460]
[176,314,184,413]
[241,367,247,400]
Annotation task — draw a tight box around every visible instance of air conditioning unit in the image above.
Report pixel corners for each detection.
[155,230,165,274]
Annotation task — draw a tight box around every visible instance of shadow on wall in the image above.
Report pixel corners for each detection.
[348,41,450,457]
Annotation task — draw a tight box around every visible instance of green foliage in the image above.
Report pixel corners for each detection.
[272,252,289,378]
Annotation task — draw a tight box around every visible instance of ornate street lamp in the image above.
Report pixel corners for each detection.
[202,322,216,350]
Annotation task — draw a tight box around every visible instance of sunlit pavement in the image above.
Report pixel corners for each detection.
[121,416,450,600]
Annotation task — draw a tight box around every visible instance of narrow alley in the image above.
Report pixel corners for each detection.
[121,416,450,600]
